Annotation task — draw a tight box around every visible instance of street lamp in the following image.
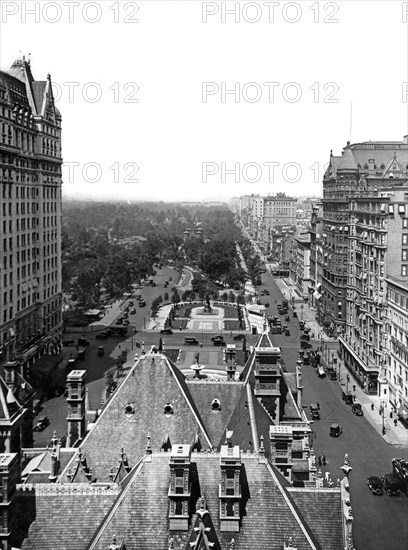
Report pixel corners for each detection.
[380,401,386,435]
[300,304,304,321]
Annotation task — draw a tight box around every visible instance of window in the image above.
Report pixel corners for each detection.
[403,250,408,261]
[402,265,408,277]
[403,235,408,245]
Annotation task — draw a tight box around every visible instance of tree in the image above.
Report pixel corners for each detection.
[164,292,169,302]
[172,289,181,304]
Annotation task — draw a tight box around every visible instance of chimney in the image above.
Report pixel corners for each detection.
[49,451,58,482]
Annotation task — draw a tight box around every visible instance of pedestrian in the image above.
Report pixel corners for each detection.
[371,403,375,411]
[317,402,320,410]
[394,418,398,427]
[353,384,356,392]
[318,456,322,467]
[322,455,326,466]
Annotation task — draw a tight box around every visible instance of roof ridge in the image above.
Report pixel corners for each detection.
[87,456,145,550]
[246,384,259,453]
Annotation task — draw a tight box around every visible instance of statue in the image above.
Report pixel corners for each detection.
[203,296,212,313]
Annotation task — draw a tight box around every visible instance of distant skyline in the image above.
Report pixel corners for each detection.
[1,1,407,201]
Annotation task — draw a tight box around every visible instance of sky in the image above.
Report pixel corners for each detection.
[0,0,407,202]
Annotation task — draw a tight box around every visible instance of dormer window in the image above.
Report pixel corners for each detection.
[211,398,221,413]
[164,403,174,418]
[124,403,135,415]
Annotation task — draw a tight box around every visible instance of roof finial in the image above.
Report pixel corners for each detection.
[259,434,265,455]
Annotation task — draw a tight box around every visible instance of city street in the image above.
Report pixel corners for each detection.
[255,264,408,550]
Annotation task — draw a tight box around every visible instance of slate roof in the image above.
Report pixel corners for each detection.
[59,354,212,482]
[289,488,343,550]
[31,81,47,114]
[87,453,343,550]
[186,380,243,447]
[16,484,119,550]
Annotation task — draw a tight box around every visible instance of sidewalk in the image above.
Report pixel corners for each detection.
[274,278,336,343]
[319,350,408,447]
[274,278,408,446]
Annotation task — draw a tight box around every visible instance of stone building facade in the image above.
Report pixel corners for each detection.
[0,56,62,376]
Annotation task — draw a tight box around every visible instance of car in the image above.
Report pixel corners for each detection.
[309,403,320,420]
[382,474,401,496]
[185,337,199,345]
[62,339,75,346]
[285,315,290,322]
[160,328,173,334]
[77,337,89,347]
[33,417,50,432]
[123,319,130,326]
[130,308,136,314]
[116,318,123,325]
[301,340,312,349]
[342,392,354,405]
[66,358,76,371]
[128,301,134,306]
[96,331,108,340]
[367,476,383,495]
[211,336,224,342]
[139,300,146,307]
[213,340,226,347]
[351,403,363,416]
[329,423,342,437]
[123,312,129,319]
[328,370,337,380]
[233,334,245,340]
[98,346,105,356]
[264,289,270,295]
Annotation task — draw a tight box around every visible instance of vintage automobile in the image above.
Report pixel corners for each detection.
[233,334,245,340]
[317,366,326,377]
[382,474,401,496]
[185,337,199,345]
[285,315,290,322]
[309,403,320,420]
[160,328,173,334]
[33,417,50,432]
[367,476,383,495]
[329,423,342,437]
[301,340,312,349]
[328,370,337,380]
[351,403,363,416]
[96,331,108,340]
[98,346,105,356]
[342,392,354,405]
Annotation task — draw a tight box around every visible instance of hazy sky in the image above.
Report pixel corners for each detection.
[1,1,407,201]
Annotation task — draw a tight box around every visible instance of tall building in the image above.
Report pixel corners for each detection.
[309,202,323,314]
[0,56,62,375]
[386,275,408,424]
[322,138,408,337]
[263,193,297,230]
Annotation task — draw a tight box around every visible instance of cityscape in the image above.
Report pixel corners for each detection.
[1,3,408,550]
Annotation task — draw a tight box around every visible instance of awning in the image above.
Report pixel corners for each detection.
[313,291,322,300]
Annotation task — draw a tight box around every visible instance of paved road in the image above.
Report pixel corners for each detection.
[256,262,408,550]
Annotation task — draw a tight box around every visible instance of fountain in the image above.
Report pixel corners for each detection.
[189,351,205,379]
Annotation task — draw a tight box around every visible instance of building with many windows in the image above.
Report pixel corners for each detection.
[386,275,408,425]
[263,193,297,230]
[0,55,62,376]
[322,138,408,338]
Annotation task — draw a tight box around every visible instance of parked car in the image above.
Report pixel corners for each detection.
[233,334,245,340]
[123,319,130,326]
[130,308,136,314]
[351,403,363,416]
[66,358,76,371]
[116,318,123,325]
[367,476,383,495]
[328,370,337,380]
[264,289,270,295]
[160,328,173,334]
[78,337,89,347]
[185,337,199,345]
[342,392,354,405]
[98,346,105,356]
[285,315,290,322]
[211,336,224,342]
[317,366,326,377]
[139,300,146,307]
[382,474,401,496]
[33,417,50,432]
[128,301,134,306]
